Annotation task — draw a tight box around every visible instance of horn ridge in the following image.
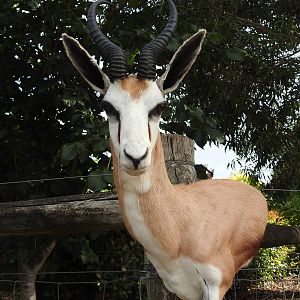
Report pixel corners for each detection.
[137,0,178,80]
[87,0,128,80]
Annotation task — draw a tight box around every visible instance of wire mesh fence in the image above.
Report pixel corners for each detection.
[0,266,299,300]
[0,270,147,300]
[225,267,300,300]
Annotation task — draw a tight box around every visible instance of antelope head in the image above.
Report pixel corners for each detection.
[62,0,206,176]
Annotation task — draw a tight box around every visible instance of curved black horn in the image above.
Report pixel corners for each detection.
[137,0,178,80]
[87,0,128,80]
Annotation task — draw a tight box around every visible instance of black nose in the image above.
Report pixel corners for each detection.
[124,148,149,169]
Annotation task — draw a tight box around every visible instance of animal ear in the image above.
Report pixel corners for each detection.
[157,29,206,94]
[62,33,110,94]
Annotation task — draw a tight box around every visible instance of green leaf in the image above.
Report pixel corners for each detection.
[186,127,208,148]
[208,32,223,45]
[76,142,89,163]
[92,140,106,154]
[166,38,180,52]
[193,131,208,148]
[185,105,205,122]
[61,143,78,162]
[225,47,247,61]
[87,172,106,192]
[127,48,139,66]
[128,0,139,8]
[71,113,82,124]
[205,117,218,128]
[63,97,78,107]
[207,128,224,142]
[103,169,114,186]
[80,245,99,265]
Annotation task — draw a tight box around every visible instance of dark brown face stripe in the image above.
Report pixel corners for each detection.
[118,122,121,144]
[148,123,152,142]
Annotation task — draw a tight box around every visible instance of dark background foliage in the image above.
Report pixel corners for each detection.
[0,0,299,298]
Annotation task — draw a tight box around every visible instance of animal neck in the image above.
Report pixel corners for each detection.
[111,133,172,197]
[111,133,177,254]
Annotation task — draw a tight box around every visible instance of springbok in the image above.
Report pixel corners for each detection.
[62,0,268,299]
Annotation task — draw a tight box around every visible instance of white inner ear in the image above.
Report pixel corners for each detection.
[86,61,110,94]
[62,33,110,95]
[157,64,172,95]
[72,49,110,95]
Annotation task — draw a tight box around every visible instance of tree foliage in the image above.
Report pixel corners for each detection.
[1,0,299,188]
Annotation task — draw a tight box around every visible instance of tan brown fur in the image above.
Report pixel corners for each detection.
[120,76,148,100]
[112,134,267,299]
[111,142,135,237]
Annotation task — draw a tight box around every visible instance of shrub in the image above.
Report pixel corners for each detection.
[250,210,297,281]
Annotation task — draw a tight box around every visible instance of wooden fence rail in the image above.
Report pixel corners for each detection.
[0,135,299,245]
[0,191,299,246]
[0,192,122,237]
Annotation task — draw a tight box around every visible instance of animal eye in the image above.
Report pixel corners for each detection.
[148,103,166,119]
[101,101,120,121]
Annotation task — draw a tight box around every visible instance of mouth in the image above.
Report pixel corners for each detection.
[122,166,148,176]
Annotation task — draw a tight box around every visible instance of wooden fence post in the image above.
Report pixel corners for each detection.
[145,134,197,300]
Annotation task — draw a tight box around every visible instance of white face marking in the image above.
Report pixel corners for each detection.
[122,171,151,194]
[124,191,164,252]
[103,79,164,175]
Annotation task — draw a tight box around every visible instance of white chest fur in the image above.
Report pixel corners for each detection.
[123,190,163,256]
[123,190,222,300]
[147,253,222,300]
